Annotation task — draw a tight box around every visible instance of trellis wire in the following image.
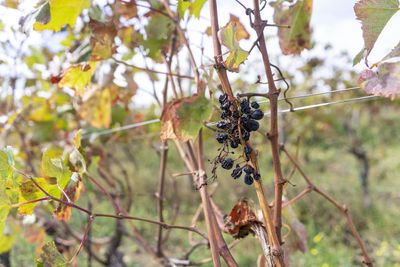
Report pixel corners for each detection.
[82,88,381,139]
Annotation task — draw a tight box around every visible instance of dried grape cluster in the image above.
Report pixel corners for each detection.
[211,93,264,185]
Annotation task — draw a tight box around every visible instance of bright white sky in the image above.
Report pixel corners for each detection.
[0,0,399,108]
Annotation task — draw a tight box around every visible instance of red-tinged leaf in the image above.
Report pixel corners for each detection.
[273,0,313,55]
[218,15,250,72]
[25,225,46,254]
[354,0,400,63]
[54,173,84,222]
[50,73,63,84]
[160,93,212,142]
[358,62,400,99]
[89,18,117,61]
[224,198,262,238]
[117,0,138,19]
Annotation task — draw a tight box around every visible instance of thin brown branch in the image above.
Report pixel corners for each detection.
[209,0,234,96]
[112,56,194,80]
[95,213,209,241]
[196,129,222,267]
[282,187,312,208]
[281,145,374,267]
[156,141,168,256]
[161,0,200,91]
[252,0,286,247]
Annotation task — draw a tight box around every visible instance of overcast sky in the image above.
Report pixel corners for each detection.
[0,0,399,107]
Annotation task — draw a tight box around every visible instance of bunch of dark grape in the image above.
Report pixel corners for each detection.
[212,93,264,185]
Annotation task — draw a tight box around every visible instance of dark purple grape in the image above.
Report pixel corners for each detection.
[221,101,231,110]
[244,145,252,155]
[241,105,251,114]
[251,101,260,109]
[241,114,249,124]
[254,173,261,180]
[241,130,250,141]
[221,158,234,170]
[245,120,259,132]
[232,110,240,119]
[219,93,228,104]
[250,109,264,120]
[243,165,253,174]
[216,133,228,143]
[216,121,228,129]
[231,165,242,179]
[240,98,249,109]
[230,139,239,148]
[221,110,232,119]
[244,173,254,185]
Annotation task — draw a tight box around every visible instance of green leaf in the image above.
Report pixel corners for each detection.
[273,0,313,55]
[218,15,250,72]
[58,62,98,96]
[177,0,207,18]
[354,0,399,61]
[0,234,16,254]
[0,187,10,236]
[358,61,400,99]
[178,94,212,140]
[142,13,174,62]
[160,93,212,141]
[38,242,70,267]
[69,149,86,172]
[73,130,82,149]
[177,0,191,18]
[34,0,92,32]
[35,2,51,25]
[17,178,62,215]
[41,146,72,189]
[0,151,12,181]
[3,146,15,167]
[353,47,366,66]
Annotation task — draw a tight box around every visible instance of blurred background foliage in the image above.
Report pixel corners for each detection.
[0,0,400,266]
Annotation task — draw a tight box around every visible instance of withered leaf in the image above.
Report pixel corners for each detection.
[225,198,262,239]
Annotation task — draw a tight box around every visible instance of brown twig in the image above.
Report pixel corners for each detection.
[112,56,194,80]
[280,145,374,266]
[282,187,312,208]
[156,141,168,256]
[161,0,200,91]
[196,129,221,267]
[252,0,286,248]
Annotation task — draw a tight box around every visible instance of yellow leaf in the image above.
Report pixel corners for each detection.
[34,0,91,32]
[79,89,111,128]
[59,62,98,96]
[218,15,249,72]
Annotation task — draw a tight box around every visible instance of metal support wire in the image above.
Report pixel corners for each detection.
[259,86,362,104]
[82,89,381,139]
